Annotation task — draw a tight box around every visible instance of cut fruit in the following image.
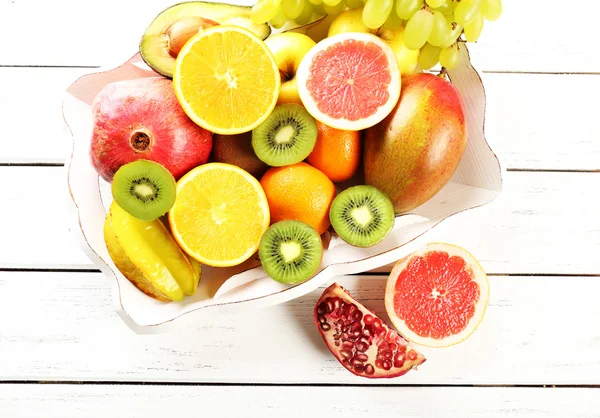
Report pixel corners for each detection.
[104,202,200,302]
[296,32,401,131]
[259,220,323,285]
[252,104,318,166]
[329,185,395,247]
[140,1,271,77]
[111,160,176,221]
[173,26,280,135]
[168,163,270,267]
[315,283,426,378]
[385,243,490,347]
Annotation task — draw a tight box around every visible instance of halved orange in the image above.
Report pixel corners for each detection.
[173,25,280,135]
[168,163,270,267]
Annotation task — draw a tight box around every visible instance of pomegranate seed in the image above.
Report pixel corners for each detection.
[320,323,331,331]
[382,361,392,370]
[353,363,365,372]
[363,328,371,338]
[350,357,363,367]
[394,359,405,368]
[373,320,382,333]
[317,315,327,324]
[355,341,369,353]
[340,333,350,342]
[408,350,418,361]
[389,343,398,352]
[316,302,326,315]
[380,350,392,360]
[352,309,363,322]
[326,299,334,313]
[342,341,354,351]
[364,314,374,325]
[365,364,375,375]
[375,359,383,369]
[396,336,408,347]
[394,352,406,363]
[333,297,341,311]
[355,353,369,362]
[340,350,353,359]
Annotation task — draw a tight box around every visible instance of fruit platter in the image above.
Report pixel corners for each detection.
[63,0,503,344]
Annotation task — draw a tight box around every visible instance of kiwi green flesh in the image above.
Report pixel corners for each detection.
[330,185,395,248]
[259,220,323,285]
[112,160,176,221]
[140,1,271,78]
[252,104,318,167]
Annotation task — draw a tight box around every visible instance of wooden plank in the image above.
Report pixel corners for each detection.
[1,166,598,274]
[1,0,598,73]
[1,272,599,384]
[1,385,599,418]
[2,68,600,170]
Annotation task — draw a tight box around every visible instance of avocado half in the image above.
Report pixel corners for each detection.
[140,1,271,78]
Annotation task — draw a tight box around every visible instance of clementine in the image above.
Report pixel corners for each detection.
[306,122,361,182]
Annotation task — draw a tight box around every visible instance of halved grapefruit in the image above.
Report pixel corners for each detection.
[385,243,490,348]
[296,32,401,131]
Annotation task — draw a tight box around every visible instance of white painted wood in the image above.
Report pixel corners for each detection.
[1,272,599,384]
[0,0,597,73]
[2,68,600,169]
[2,167,598,274]
[1,385,599,418]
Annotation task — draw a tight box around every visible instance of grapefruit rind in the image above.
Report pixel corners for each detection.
[296,32,401,131]
[173,25,280,135]
[168,163,271,267]
[384,242,490,348]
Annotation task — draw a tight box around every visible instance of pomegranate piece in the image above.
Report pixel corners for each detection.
[314,283,426,379]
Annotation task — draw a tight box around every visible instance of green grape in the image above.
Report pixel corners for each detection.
[453,0,479,25]
[345,0,364,8]
[432,0,453,15]
[363,0,394,29]
[323,0,341,6]
[308,0,323,5]
[295,0,315,23]
[464,10,483,41]
[440,14,463,47]
[426,0,445,7]
[383,9,403,28]
[404,8,434,50]
[396,0,423,20]
[270,10,288,28]
[282,0,306,18]
[481,0,501,21]
[439,44,460,69]
[428,11,450,46]
[313,1,326,14]
[418,43,441,69]
[251,0,283,24]
[323,0,345,15]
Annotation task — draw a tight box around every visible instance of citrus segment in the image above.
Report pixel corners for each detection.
[385,243,489,347]
[168,163,270,267]
[173,26,280,135]
[296,32,401,131]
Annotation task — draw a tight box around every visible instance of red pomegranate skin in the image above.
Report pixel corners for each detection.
[90,77,212,182]
[314,283,425,379]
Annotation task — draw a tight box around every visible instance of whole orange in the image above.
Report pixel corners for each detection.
[306,121,362,182]
[260,162,336,235]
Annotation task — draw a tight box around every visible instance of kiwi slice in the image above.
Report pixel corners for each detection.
[259,220,323,285]
[252,104,318,166]
[329,185,395,248]
[111,160,176,221]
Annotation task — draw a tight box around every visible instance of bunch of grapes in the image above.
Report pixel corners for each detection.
[251,0,502,70]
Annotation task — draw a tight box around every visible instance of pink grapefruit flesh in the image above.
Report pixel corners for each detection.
[385,243,489,348]
[296,33,401,131]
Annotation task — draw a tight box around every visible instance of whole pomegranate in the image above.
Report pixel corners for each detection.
[90,77,212,182]
[314,283,425,378]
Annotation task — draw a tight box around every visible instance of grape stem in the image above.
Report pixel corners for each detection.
[438,67,448,79]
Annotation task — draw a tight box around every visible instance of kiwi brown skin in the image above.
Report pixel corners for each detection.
[212,132,269,178]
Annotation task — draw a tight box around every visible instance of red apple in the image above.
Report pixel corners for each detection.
[90,77,212,182]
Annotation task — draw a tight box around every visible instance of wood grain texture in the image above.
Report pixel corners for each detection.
[0,0,597,73]
[1,272,599,384]
[1,384,599,418]
[2,166,598,274]
[3,69,599,170]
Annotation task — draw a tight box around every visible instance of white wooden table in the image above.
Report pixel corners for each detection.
[1,0,599,416]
